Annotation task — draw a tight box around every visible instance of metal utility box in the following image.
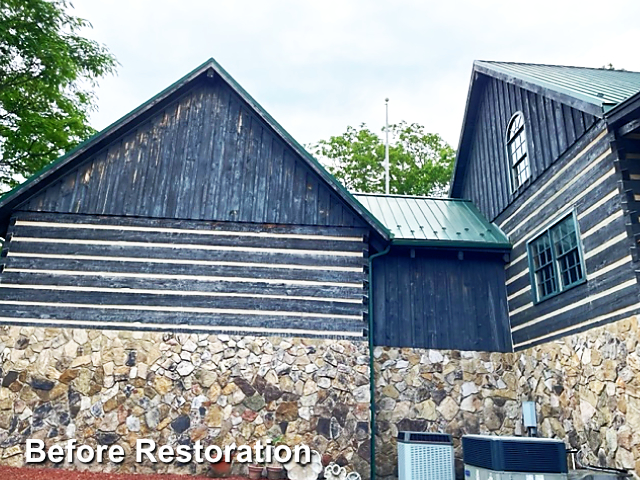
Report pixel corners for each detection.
[398,431,455,480]
[463,434,568,480]
[465,464,569,480]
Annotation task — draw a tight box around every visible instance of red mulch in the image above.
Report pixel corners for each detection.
[0,466,250,480]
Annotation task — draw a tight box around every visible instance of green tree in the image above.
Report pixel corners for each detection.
[0,0,117,189]
[312,121,456,196]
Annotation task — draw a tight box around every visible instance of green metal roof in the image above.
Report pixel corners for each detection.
[354,193,511,250]
[476,61,640,112]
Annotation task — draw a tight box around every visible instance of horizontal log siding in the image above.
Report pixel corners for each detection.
[615,133,640,263]
[19,78,366,230]
[497,126,640,349]
[459,76,597,222]
[371,248,512,352]
[0,212,368,338]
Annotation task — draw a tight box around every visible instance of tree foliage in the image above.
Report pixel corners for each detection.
[312,122,455,196]
[0,0,117,189]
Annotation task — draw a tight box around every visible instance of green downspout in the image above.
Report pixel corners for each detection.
[368,245,391,480]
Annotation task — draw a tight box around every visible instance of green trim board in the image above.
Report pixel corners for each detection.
[354,193,511,250]
[0,58,391,241]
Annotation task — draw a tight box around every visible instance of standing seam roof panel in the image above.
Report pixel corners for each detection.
[478,61,640,107]
[353,193,511,249]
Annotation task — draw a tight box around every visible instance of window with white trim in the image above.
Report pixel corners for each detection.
[507,113,530,190]
[527,213,585,303]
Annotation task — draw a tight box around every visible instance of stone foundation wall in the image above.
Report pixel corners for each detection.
[1,316,639,479]
[0,326,371,476]
[374,347,521,479]
[517,316,640,474]
[375,315,640,479]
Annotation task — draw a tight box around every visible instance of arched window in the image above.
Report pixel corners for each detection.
[507,113,530,191]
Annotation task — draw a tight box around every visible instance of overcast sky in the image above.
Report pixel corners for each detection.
[73,0,640,150]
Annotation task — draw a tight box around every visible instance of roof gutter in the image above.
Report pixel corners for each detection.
[389,238,511,251]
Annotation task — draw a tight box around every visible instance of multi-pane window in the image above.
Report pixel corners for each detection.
[507,113,530,190]
[527,214,585,302]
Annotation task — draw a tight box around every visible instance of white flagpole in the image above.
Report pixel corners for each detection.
[385,98,390,195]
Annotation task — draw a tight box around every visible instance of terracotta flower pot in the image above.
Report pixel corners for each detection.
[210,459,233,476]
[248,465,264,480]
[267,466,283,480]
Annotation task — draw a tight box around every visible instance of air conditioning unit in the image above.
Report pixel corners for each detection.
[397,431,455,480]
[462,434,568,480]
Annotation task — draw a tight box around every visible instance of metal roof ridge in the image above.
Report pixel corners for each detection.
[475,62,612,107]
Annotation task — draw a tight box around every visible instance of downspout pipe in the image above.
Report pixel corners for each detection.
[368,244,391,480]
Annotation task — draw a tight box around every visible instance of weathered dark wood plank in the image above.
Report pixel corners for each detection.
[18,79,369,231]
[0,305,365,333]
[12,226,366,253]
[14,211,368,237]
[4,256,366,284]
[512,282,638,345]
[9,241,365,268]
[1,271,364,299]
[458,76,602,223]
[372,248,511,352]
[0,288,365,316]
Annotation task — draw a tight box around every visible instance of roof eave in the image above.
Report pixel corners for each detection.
[390,238,512,251]
[450,60,608,199]
[605,89,640,128]
[474,61,606,117]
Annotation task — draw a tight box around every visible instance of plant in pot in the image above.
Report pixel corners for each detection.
[248,449,265,480]
[266,435,285,480]
[209,438,234,477]
[248,463,265,480]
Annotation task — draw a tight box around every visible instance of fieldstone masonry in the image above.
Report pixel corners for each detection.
[0,327,371,476]
[375,315,640,479]
[374,346,520,478]
[0,316,639,479]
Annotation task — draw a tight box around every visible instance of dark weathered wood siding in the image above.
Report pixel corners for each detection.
[0,211,368,337]
[616,130,640,263]
[20,77,366,229]
[458,75,598,222]
[499,125,640,349]
[371,248,512,352]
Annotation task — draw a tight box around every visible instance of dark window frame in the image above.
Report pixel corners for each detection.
[506,112,531,193]
[526,210,586,304]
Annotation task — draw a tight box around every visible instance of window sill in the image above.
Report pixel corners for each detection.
[532,277,587,305]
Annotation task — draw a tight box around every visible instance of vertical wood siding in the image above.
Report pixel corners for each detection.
[19,78,366,230]
[371,248,512,352]
[497,126,640,349]
[0,212,368,337]
[459,77,598,222]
